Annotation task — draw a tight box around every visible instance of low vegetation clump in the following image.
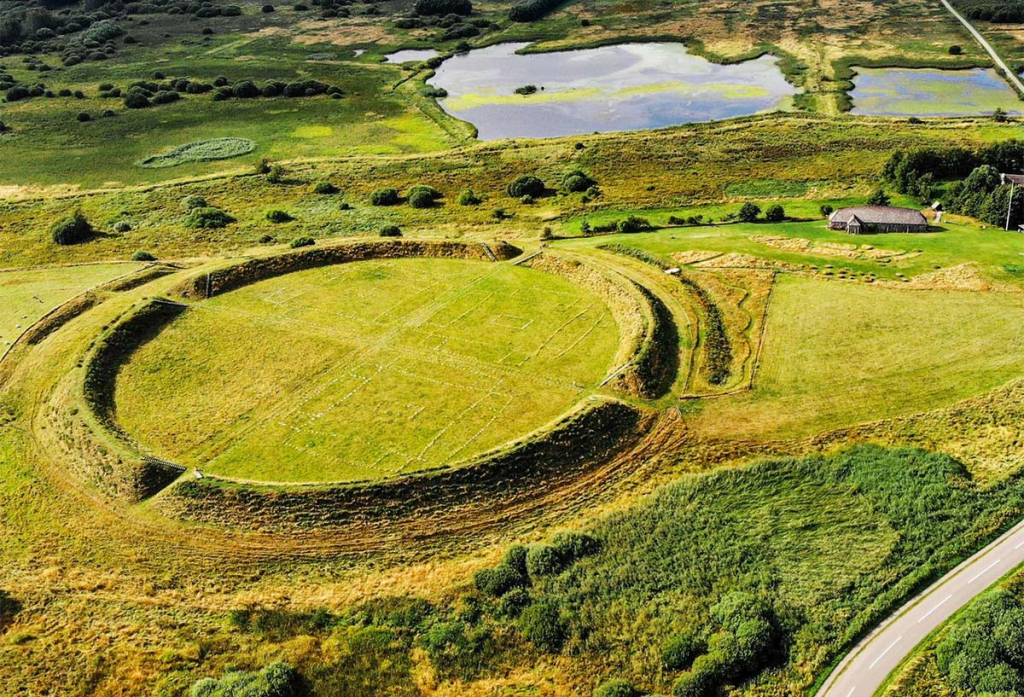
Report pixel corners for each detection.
[414,0,473,15]
[289,237,314,248]
[131,251,156,261]
[508,0,565,22]
[379,225,403,237]
[954,0,1024,22]
[738,203,761,223]
[50,211,92,245]
[764,204,786,222]
[507,175,545,198]
[407,184,442,209]
[515,85,538,96]
[179,195,208,212]
[183,207,235,229]
[371,187,401,206]
[935,590,1024,693]
[190,662,300,697]
[312,180,338,195]
[458,189,482,205]
[266,210,294,223]
[138,138,255,168]
[0,590,21,631]
[562,169,596,193]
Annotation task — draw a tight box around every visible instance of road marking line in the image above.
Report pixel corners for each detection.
[869,636,902,670]
[917,594,953,623]
[1015,538,1024,550]
[846,687,856,697]
[969,559,1002,584]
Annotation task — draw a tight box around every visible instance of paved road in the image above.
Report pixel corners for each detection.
[938,0,1024,94]
[818,517,1024,697]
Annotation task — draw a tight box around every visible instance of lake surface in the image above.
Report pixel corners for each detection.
[851,67,1024,116]
[426,42,797,140]
[385,49,439,64]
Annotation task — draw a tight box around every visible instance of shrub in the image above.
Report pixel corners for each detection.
[949,44,963,55]
[562,169,596,193]
[266,210,294,223]
[820,204,834,217]
[509,0,564,22]
[123,91,149,108]
[267,164,285,184]
[594,679,638,697]
[458,189,482,205]
[76,112,91,122]
[617,215,653,233]
[371,187,400,206]
[867,189,891,206]
[232,80,259,99]
[312,180,338,195]
[507,175,545,198]
[517,600,568,652]
[764,205,786,222]
[189,661,299,697]
[290,237,314,248]
[738,203,761,222]
[409,189,436,209]
[414,0,472,15]
[262,4,275,11]
[407,184,442,201]
[180,195,209,211]
[499,587,532,618]
[379,225,402,237]
[132,251,156,261]
[515,84,538,95]
[663,631,704,671]
[258,234,275,244]
[51,211,93,245]
[113,221,132,233]
[184,207,235,229]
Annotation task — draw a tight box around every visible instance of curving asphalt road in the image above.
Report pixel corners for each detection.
[818,517,1024,697]
[938,0,1024,95]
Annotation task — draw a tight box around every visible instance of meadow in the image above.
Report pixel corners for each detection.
[0,262,140,358]
[115,258,620,482]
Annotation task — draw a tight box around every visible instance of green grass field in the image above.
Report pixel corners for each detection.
[0,263,139,359]
[114,258,620,482]
[694,275,1024,438]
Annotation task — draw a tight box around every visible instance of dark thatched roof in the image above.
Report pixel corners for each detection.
[829,206,928,226]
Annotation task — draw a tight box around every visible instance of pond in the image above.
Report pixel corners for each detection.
[385,49,439,64]
[850,67,1024,117]
[426,42,798,140]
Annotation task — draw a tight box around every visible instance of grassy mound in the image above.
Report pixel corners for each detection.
[137,138,256,169]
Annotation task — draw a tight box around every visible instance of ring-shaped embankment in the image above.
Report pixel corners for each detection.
[59,241,670,533]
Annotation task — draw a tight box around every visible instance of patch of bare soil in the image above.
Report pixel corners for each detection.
[752,235,916,261]
[695,252,803,271]
[883,263,1015,292]
[672,250,724,265]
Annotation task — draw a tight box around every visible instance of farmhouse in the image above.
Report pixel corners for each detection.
[828,206,929,234]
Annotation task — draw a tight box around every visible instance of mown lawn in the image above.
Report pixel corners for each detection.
[114,258,620,482]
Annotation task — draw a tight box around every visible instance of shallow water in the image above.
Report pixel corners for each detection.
[426,42,797,140]
[385,48,439,64]
[851,67,1024,116]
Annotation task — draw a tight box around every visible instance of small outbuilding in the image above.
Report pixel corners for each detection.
[828,206,929,234]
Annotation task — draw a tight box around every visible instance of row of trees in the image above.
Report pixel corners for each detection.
[884,141,1024,227]
[936,589,1024,693]
[954,0,1024,23]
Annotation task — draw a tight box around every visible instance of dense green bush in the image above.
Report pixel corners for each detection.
[50,211,92,245]
[507,175,545,198]
[414,0,473,15]
[379,225,402,237]
[616,216,653,233]
[371,187,400,206]
[663,632,704,671]
[936,590,1024,693]
[764,205,786,222]
[190,661,299,697]
[290,237,314,248]
[867,189,891,206]
[509,0,565,22]
[131,251,156,261]
[408,184,442,208]
[184,207,235,229]
[517,600,568,652]
[562,169,596,193]
[266,210,294,223]
[458,189,482,205]
[475,545,530,597]
[738,203,761,222]
[954,0,1024,22]
[313,180,338,195]
[594,679,638,697]
[179,194,208,212]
